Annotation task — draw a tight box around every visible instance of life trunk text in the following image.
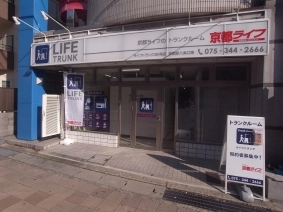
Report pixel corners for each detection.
[53,41,78,63]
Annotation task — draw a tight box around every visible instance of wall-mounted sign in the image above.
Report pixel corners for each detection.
[139,98,154,113]
[95,96,109,111]
[35,45,49,64]
[31,20,269,67]
[225,116,265,199]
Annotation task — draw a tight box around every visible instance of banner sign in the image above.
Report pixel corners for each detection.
[64,73,84,126]
[225,116,265,190]
[31,19,269,67]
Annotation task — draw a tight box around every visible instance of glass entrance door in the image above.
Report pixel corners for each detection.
[120,87,162,150]
[134,88,161,149]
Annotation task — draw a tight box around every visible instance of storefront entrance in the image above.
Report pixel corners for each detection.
[63,63,250,153]
[120,87,163,150]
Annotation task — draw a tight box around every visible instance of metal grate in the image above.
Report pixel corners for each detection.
[163,189,273,212]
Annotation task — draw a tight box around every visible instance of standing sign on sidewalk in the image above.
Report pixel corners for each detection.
[225,116,265,199]
[64,73,84,126]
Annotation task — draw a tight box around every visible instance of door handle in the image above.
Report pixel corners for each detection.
[155,115,160,121]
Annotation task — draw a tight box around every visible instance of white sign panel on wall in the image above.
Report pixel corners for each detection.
[225,115,265,199]
[30,19,269,67]
[64,73,84,126]
[31,39,84,66]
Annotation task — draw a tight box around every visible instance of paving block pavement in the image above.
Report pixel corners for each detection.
[0,149,205,212]
[0,140,283,211]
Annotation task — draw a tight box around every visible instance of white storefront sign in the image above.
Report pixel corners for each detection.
[31,19,269,67]
[225,116,265,198]
[63,73,84,126]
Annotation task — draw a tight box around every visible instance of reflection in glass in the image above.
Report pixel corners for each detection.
[180,66,209,81]
[122,67,146,81]
[215,66,247,81]
[97,68,119,82]
[177,87,249,143]
[136,89,157,148]
[162,88,175,150]
[120,87,132,145]
[149,66,176,81]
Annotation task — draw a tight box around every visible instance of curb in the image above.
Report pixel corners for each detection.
[4,139,60,151]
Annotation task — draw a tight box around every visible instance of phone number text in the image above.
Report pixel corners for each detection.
[227,175,263,186]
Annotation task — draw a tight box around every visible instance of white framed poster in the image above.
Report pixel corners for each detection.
[225,115,265,200]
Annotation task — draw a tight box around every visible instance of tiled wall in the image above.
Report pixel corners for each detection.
[0,112,14,137]
[66,130,118,147]
[175,141,222,160]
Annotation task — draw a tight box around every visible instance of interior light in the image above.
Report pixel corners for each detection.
[122,68,140,72]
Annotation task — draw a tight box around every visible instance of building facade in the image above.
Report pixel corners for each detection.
[16,0,283,166]
[0,0,17,88]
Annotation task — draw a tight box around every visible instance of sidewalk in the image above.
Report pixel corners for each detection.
[0,135,227,194]
[1,135,282,211]
[0,147,202,212]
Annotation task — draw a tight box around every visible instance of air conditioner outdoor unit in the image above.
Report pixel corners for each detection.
[42,94,61,138]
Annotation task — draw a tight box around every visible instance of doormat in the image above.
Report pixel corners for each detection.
[205,171,221,185]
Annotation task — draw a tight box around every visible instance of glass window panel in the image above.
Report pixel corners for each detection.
[177,87,198,141]
[75,69,94,83]
[215,66,247,81]
[177,87,249,144]
[2,81,10,88]
[199,87,249,143]
[136,89,157,148]
[163,87,175,150]
[149,66,176,82]
[120,87,132,145]
[96,68,119,82]
[180,66,209,81]
[201,68,210,81]
[72,85,118,134]
[122,67,146,81]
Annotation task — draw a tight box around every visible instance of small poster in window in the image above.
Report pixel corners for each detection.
[102,121,109,129]
[83,120,87,127]
[88,112,93,119]
[95,96,109,111]
[102,113,109,121]
[84,96,94,111]
[88,120,93,127]
[95,121,101,128]
[95,112,101,120]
